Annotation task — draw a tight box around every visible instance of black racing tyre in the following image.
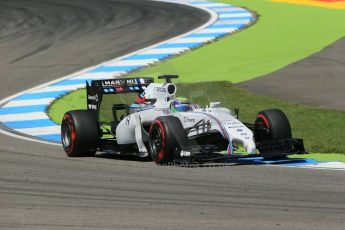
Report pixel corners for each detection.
[254,109,291,159]
[148,116,187,165]
[61,110,99,157]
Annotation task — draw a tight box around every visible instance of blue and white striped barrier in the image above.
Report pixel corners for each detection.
[236,157,345,170]
[0,0,255,144]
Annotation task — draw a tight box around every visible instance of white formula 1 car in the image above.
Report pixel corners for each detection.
[61,75,305,164]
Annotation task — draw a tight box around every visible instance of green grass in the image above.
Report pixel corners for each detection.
[48,90,137,123]
[48,82,345,154]
[129,0,345,83]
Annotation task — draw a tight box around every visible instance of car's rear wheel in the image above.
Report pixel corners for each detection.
[61,110,99,157]
[254,109,291,160]
[148,116,187,165]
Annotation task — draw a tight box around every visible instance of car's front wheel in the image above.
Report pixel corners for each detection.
[254,109,291,160]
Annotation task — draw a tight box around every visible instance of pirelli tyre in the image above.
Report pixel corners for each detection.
[148,116,187,165]
[61,110,99,157]
[254,109,292,160]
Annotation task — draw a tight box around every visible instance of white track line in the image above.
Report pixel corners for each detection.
[0,112,49,122]
[191,3,228,7]
[219,13,252,18]
[141,47,189,54]
[71,72,125,80]
[15,126,60,136]
[278,162,345,171]
[104,59,159,67]
[4,98,54,107]
[32,84,86,93]
[169,37,216,43]
[197,28,237,33]
[215,20,251,25]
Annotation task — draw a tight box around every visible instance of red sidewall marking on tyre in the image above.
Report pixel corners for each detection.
[63,114,76,155]
[155,120,166,163]
[257,114,270,129]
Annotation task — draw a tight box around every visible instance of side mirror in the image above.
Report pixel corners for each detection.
[234,107,240,119]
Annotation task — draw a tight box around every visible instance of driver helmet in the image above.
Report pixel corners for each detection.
[171,97,191,112]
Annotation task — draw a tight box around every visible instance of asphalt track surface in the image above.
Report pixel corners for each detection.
[0,0,344,229]
[238,37,345,110]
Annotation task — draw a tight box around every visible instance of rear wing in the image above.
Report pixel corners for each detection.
[86,77,154,111]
